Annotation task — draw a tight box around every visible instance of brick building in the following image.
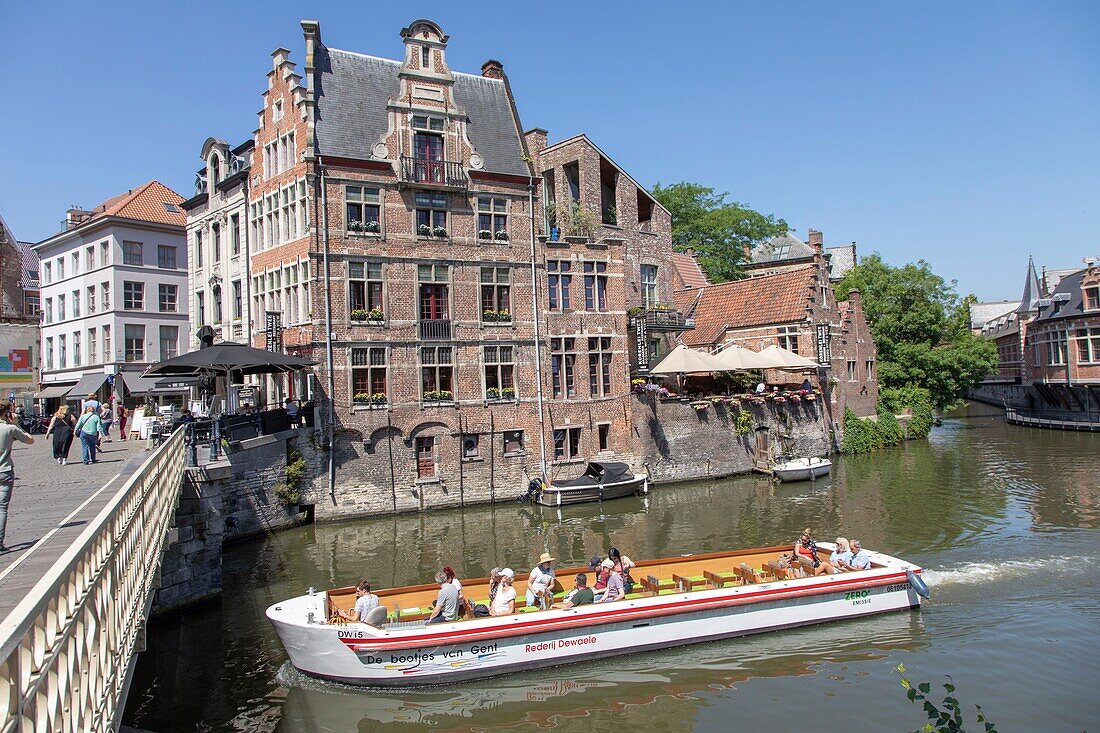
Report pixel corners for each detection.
[0,214,40,405]
[181,137,256,351]
[980,256,1042,382]
[673,232,878,420]
[239,18,679,511]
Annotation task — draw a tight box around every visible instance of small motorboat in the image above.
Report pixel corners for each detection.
[266,543,925,686]
[534,461,648,506]
[773,456,833,482]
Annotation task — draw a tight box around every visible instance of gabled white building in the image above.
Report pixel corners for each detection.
[34,181,189,404]
[180,138,255,350]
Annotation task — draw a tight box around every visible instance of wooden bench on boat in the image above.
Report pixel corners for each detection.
[323,545,882,625]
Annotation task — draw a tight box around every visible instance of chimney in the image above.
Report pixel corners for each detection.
[848,289,862,309]
[524,128,548,155]
[481,59,505,80]
[65,208,91,231]
[807,228,823,253]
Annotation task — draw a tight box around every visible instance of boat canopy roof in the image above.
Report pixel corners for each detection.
[554,462,633,488]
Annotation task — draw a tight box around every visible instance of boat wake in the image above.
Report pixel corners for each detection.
[922,555,1088,587]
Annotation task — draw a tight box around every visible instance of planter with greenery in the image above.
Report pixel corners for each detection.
[423,389,453,403]
[350,309,369,321]
[478,229,493,240]
[364,220,380,234]
[367,307,384,321]
[432,226,448,238]
[483,309,512,323]
[494,230,509,241]
[417,224,432,237]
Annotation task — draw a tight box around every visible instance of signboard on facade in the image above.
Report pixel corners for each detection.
[815,323,832,367]
[634,317,649,373]
[265,312,283,353]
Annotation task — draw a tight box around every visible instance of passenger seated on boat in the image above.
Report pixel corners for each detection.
[337,580,379,623]
[443,565,464,615]
[794,528,834,576]
[556,573,595,609]
[427,570,460,624]
[608,547,636,594]
[527,553,556,611]
[488,567,503,606]
[847,540,871,571]
[599,564,625,603]
[831,538,852,573]
[591,557,610,594]
[490,568,516,616]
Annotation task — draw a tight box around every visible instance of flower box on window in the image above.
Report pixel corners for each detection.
[417,224,432,237]
[494,230,509,241]
[350,309,369,321]
[347,220,364,232]
[353,392,388,406]
[364,220,381,234]
[432,226,448,238]
[478,229,493,241]
[482,309,513,323]
[367,307,384,321]
[423,389,453,403]
[486,386,516,402]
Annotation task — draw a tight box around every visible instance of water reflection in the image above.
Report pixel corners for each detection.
[274,612,926,731]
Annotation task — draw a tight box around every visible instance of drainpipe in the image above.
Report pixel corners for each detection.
[528,181,548,481]
[319,157,336,499]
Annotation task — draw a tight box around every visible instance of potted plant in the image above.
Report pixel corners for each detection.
[432,226,448,238]
[369,392,387,405]
[690,400,710,413]
[367,307,384,321]
[347,220,364,233]
[350,309,369,321]
[364,220,381,234]
[501,387,516,400]
[353,392,371,404]
[423,389,453,402]
[478,229,493,241]
[494,230,509,241]
[417,223,432,237]
[485,387,501,400]
[482,309,498,323]
[496,310,512,322]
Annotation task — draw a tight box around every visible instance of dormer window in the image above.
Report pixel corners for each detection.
[1085,285,1099,311]
[411,115,445,132]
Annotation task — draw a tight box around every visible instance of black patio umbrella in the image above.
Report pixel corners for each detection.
[142,342,315,378]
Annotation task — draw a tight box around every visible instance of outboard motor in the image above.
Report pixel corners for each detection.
[906,569,931,599]
[518,478,544,503]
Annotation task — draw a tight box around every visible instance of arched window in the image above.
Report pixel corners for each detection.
[210,155,221,186]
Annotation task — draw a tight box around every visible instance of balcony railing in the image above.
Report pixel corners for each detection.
[419,319,452,340]
[633,308,691,332]
[400,157,467,188]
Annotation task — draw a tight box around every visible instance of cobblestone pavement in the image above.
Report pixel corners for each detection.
[0,434,149,619]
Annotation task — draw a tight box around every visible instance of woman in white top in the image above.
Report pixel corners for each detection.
[526,553,556,610]
[490,569,516,616]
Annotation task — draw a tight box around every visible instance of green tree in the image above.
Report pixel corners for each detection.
[651,182,788,283]
[837,254,997,408]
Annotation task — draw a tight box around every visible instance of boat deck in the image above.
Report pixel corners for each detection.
[327,544,878,625]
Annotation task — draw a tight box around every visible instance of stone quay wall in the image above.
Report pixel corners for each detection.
[969,383,1031,409]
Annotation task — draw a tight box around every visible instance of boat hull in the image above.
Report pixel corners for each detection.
[535,475,647,506]
[268,565,921,686]
[774,460,832,482]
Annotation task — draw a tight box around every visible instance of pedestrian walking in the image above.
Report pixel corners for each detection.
[74,406,103,465]
[45,405,76,465]
[0,402,35,552]
[99,400,114,442]
[118,404,129,441]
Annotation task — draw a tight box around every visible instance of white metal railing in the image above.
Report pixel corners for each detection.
[0,428,186,733]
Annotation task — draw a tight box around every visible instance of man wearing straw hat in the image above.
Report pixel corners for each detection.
[527,553,556,610]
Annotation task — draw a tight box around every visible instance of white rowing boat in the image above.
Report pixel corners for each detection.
[773,456,833,482]
[266,543,927,686]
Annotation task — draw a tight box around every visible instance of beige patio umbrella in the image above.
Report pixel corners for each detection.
[757,344,820,369]
[649,344,730,376]
[714,343,773,371]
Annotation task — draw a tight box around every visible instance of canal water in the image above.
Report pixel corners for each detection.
[125,404,1099,732]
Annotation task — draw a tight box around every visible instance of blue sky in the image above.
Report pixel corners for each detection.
[3,1,1097,300]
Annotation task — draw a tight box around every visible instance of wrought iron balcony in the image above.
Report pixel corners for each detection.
[419,319,452,340]
[633,308,691,332]
[400,157,467,189]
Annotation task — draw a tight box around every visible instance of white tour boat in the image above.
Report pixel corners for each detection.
[773,456,833,482]
[267,543,928,686]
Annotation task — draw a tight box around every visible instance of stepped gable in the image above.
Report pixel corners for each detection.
[677,265,816,347]
[88,180,186,227]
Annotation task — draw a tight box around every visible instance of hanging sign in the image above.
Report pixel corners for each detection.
[815,323,832,367]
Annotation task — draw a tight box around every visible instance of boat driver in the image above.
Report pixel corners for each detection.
[847,540,871,571]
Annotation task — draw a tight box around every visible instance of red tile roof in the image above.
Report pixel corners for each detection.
[671,252,710,289]
[89,180,186,227]
[678,265,816,347]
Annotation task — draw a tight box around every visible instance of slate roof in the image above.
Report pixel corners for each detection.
[16,241,39,290]
[969,300,1018,331]
[1015,256,1042,314]
[315,47,528,177]
[88,181,186,227]
[671,252,710,289]
[750,231,814,264]
[1035,268,1093,323]
[825,243,856,281]
[1041,268,1076,296]
[674,265,816,347]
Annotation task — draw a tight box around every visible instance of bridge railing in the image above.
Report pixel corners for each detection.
[0,428,186,733]
[1005,406,1100,430]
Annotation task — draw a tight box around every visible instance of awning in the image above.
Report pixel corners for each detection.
[69,372,111,398]
[119,373,198,395]
[37,384,75,399]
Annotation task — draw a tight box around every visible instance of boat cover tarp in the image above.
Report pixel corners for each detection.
[552,462,633,488]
